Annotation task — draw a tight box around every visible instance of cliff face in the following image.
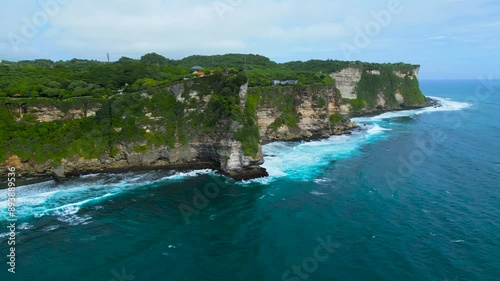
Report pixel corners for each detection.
[25,124,265,181]
[330,67,362,99]
[29,104,99,122]
[2,73,266,180]
[1,64,426,180]
[330,64,425,113]
[252,85,356,142]
[250,64,423,143]
[2,98,102,123]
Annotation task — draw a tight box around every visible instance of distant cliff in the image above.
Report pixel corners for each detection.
[252,85,356,142]
[251,63,424,142]
[0,62,427,180]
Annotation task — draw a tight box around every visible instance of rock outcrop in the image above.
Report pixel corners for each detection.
[30,104,100,122]
[330,67,361,99]
[2,100,101,123]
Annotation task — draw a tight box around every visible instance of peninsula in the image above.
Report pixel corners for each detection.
[0,54,428,180]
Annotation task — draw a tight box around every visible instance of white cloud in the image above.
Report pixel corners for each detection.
[0,0,498,79]
[428,36,447,40]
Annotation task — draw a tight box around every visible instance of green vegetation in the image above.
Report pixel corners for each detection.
[313,96,327,109]
[0,102,108,163]
[234,89,261,157]
[354,64,424,108]
[176,54,277,69]
[343,98,366,112]
[282,59,358,73]
[0,55,188,99]
[0,72,251,162]
[249,86,302,132]
[246,69,334,87]
[329,113,343,124]
[399,76,426,106]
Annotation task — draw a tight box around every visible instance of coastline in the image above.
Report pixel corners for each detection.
[1,99,440,184]
[348,97,440,118]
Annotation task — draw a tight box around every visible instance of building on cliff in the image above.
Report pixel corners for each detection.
[190,65,203,72]
[271,80,299,86]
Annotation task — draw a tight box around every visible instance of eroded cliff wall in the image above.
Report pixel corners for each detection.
[330,64,425,113]
[250,85,356,142]
[1,73,266,180]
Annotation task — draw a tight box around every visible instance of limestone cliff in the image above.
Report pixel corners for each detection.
[251,85,357,142]
[2,74,266,181]
[330,64,425,113]
[2,98,102,123]
[330,67,362,99]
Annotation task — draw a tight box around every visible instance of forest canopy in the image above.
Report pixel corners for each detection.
[0,53,419,99]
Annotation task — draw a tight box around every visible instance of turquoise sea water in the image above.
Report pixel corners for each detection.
[1,80,499,281]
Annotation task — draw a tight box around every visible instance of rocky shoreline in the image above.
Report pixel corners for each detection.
[0,123,356,184]
[1,74,435,183]
[0,101,443,183]
[348,97,441,118]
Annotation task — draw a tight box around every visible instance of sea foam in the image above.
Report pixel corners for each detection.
[0,169,216,221]
[253,96,471,185]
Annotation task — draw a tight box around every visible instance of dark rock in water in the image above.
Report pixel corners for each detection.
[223,167,269,181]
[425,97,441,108]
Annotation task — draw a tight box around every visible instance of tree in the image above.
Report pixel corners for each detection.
[140,53,170,65]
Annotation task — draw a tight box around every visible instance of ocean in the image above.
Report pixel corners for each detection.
[1,79,499,281]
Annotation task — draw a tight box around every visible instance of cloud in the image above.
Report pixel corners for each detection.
[428,36,447,40]
[0,0,498,78]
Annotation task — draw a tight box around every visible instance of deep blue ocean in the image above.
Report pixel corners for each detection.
[1,80,499,281]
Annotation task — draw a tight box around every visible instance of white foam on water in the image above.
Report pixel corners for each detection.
[18,222,34,230]
[313,178,328,184]
[165,169,214,180]
[249,124,388,184]
[367,124,391,135]
[42,225,60,232]
[79,173,101,179]
[0,232,16,239]
[353,96,472,123]
[41,193,113,215]
[0,97,471,220]
[32,194,114,225]
[57,213,93,226]
[426,96,473,111]
[0,169,215,221]
[310,191,327,196]
[249,96,471,185]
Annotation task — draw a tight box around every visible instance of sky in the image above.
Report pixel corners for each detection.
[0,0,498,79]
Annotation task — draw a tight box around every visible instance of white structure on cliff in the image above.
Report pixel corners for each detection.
[271,80,299,86]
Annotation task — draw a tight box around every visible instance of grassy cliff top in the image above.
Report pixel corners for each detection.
[0,53,419,99]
